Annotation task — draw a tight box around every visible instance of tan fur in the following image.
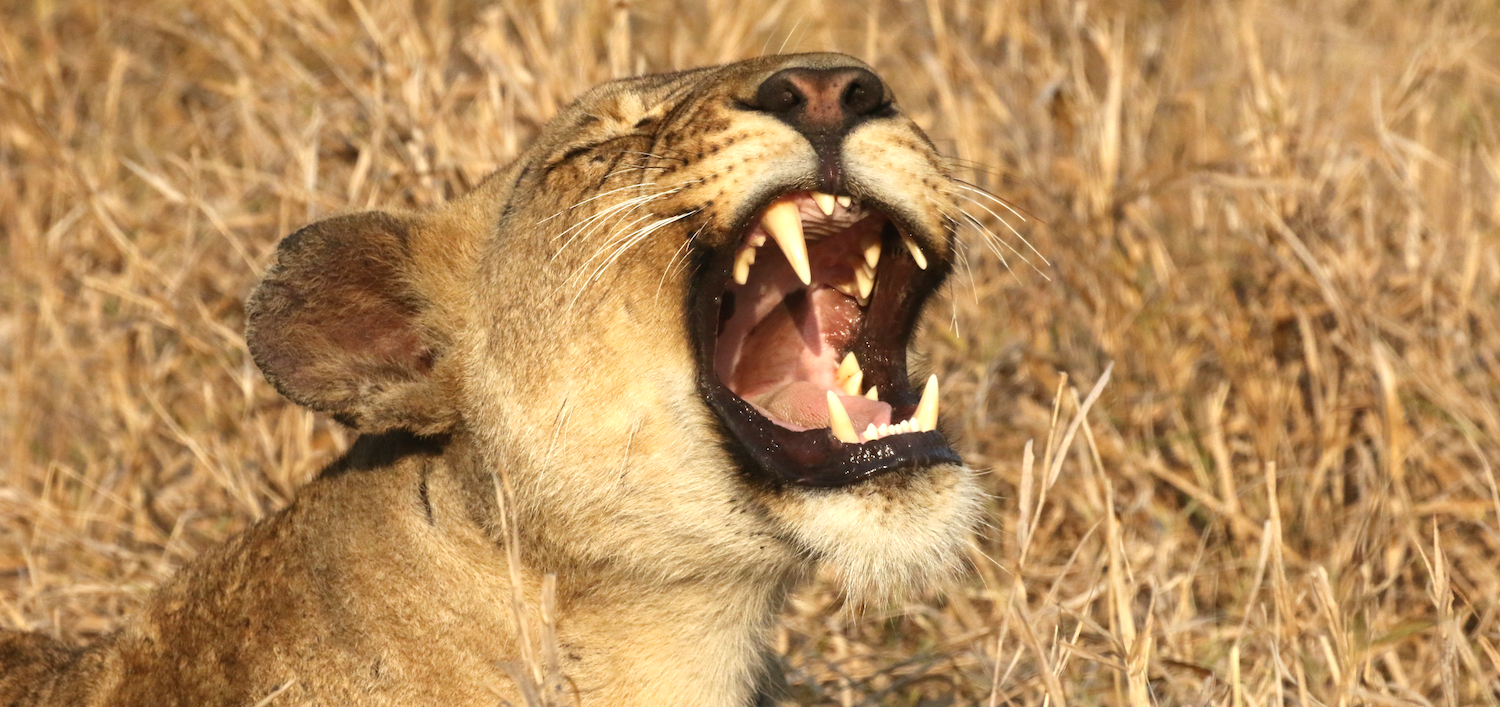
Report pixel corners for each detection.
[0,54,981,706]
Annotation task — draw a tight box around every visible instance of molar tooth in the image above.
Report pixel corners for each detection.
[835,353,864,396]
[836,352,860,381]
[811,192,837,216]
[864,386,878,401]
[914,374,939,432]
[902,233,928,270]
[837,195,852,208]
[732,246,756,285]
[841,371,863,396]
[761,200,811,285]
[831,278,860,299]
[826,391,859,443]
[861,231,882,270]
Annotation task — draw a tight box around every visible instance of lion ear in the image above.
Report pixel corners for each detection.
[245,212,459,435]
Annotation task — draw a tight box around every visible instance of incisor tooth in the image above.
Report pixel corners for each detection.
[826,391,859,443]
[863,423,879,442]
[812,192,837,216]
[864,386,878,401]
[902,233,928,270]
[861,231,882,269]
[762,200,811,285]
[837,195,852,208]
[831,278,860,299]
[914,374,939,431]
[732,246,756,285]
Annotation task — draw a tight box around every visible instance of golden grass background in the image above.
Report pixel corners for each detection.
[3,0,1499,704]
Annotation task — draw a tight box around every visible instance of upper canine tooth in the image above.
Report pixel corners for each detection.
[854,263,875,302]
[812,192,837,216]
[732,246,756,285]
[902,233,928,270]
[762,200,811,286]
[826,391,859,443]
[914,374,939,431]
[861,231,882,270]
[837,195,853,208]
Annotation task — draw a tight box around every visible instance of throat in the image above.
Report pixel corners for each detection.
[556,572,798,706]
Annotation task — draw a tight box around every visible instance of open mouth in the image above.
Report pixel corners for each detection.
[692,190,961,488]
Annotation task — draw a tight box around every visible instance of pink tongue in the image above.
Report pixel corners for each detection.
[730,288,892,430]
[759,383,891,431]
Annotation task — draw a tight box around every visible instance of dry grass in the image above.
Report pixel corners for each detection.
[3,0,1500,704]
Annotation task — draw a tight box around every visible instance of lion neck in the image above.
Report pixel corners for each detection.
[413,430,803,705]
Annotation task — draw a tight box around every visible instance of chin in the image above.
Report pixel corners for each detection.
[762,462,982,607]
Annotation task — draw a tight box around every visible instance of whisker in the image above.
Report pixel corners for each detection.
[619,150,688,163]
[551,185,686,256]
[567,210,698,311]
[948,178,1028,222]
[942,159,1013,185]
[958,211,1016,275]
[947,179,1049,263]
[946,190,1050,277]
[656,221,707,299]
[539,181,660,225]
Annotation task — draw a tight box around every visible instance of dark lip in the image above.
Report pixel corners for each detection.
[689,190,961,489]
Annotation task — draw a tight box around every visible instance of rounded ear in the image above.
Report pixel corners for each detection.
[246,212,458,435]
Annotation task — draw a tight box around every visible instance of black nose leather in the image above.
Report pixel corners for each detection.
[753,67,888,190]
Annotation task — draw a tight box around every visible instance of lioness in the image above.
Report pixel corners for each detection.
[1,53,981,706]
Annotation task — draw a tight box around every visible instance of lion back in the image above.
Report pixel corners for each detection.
[0,630,81,705]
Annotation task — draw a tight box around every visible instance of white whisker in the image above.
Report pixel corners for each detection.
[656,221,708,299]
[946,191,1050,279]
[566,210,698,312]
[948,182,1049,265]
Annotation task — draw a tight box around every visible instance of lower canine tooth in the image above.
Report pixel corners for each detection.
[914,374,939,431]
[812,192,837,216]
[762,200,811,286]
[864,386,878,401]
[902,233,928,270]
[826,392,859,443]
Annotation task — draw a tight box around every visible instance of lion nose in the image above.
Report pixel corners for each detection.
[755,67,886,134]
[754,66,887,188]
